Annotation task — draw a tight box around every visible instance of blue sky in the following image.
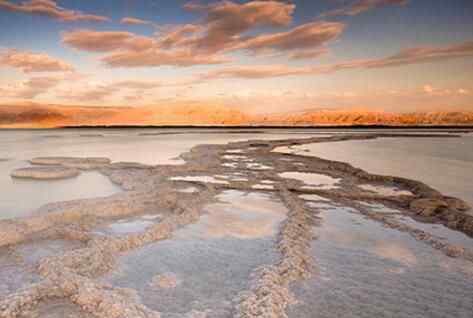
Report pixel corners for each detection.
[0,0,472,114]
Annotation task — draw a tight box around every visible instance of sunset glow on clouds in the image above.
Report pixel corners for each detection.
[0,0,472,125]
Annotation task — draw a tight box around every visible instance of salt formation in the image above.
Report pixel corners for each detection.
[11,167,80,180]
[1,133,472,318]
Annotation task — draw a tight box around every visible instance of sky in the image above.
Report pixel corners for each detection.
[0,0,473,118]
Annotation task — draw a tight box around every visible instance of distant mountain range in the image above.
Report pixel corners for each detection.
[1,103,473,128]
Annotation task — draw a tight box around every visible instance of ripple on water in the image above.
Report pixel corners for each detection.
[102,191,287,316]
[287,205,473,318]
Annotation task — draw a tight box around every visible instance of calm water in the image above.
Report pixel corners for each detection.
[0,129,319,219]
[103,190,286,317]
[1,129,472,219]
[275,134,473,207]
[288,203,473,318]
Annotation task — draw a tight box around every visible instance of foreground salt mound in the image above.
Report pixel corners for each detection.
[10,166,80,180]
[30,157,111,169]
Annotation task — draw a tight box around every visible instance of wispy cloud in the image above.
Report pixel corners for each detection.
[183,0,295,53]
[233,21,344,55]
[0,49,74,73]
[0,0,109,22]
[0,76,61,98]
[322,0,408,17]
[62,29,229,68]
[62,30,156,52]
[120,17,154,26]
[203,40,473,79]
[61,1,341,68]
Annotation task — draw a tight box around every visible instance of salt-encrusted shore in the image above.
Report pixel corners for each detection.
[0,133,472,318]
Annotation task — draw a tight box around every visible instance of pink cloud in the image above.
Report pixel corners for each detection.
[101,49,229,68]
[289,48,330,60]
[0,76,61,98]
[203,40,473,79]
[0,0,109,22]
[234,21,344,54]
[0,49,74,73]
[62,29,228,68]
[156,24,203,49]
[60,2,346,67]
[120,17,153,26]
[62,30,156,52]
[322,0,408,17]
[184,0,295,53]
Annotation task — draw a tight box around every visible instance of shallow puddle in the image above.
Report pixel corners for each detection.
[245,163,273,170]
[358,201,402,214]
[359,184,413,196]
[279,172,340,189]
[287,205,473,318]
[397,215,473,248]
[18,298,92,318]
[96,216,161,236]
[169,176,229,185]
[360,201,473,247]
[0,161,120,220]
[222,155,247,160]
[103,191,287,316]
[252,184,274,190]
[299,194,330,202]
[0,239,81,297]
[177,187,199,193]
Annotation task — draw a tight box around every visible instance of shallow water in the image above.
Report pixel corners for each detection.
[359,184,413,196]
[17,298,92,318]
[275,135,473,207]
[288,204,473,318]
[359,201,473,248]
[279,171,340,189]
[0,159,120,219]
[103,191,287,317]
[96,215,161,236]
[0,238,81,297]
[0,129,319,219]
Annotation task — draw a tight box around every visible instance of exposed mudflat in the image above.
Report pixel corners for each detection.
[0,132,472,318]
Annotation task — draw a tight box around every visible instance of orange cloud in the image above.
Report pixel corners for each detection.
[204,40,473,79]
[234,21,344,54]
[184,0,295,53]
[101,49,229,68]
[120,17,153,26]
[0,76,61,98]
[0,0,109,22]
[289,48,330,60]
[156,24,203,49]
[62,30,156,52]
[61,2,344,67]
[202,64,305,79]
[58,85,118,102]
[62,29,229,68]
[0,49,74,73]
[322,0,408,17]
